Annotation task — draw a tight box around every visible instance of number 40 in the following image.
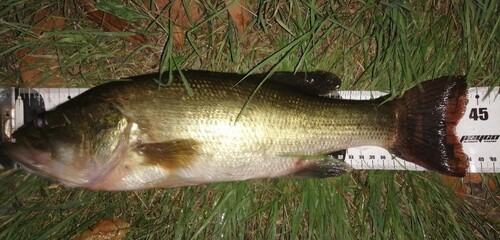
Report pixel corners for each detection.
[469,108,489,121]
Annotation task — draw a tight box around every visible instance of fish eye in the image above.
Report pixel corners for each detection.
[34,113,48,128]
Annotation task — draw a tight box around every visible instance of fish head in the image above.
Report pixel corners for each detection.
[2,101,130,187]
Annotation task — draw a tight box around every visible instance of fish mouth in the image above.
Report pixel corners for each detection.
[2,140,52,174]
[2,140,91,186]
[0,144,15,168]
[2,134,128,188]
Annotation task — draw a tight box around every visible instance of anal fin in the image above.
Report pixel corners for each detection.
[291,154,352,178]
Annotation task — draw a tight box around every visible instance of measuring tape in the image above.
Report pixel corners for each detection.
[1,86,498,173]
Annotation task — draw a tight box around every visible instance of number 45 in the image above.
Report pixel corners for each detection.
[469,108,489,121]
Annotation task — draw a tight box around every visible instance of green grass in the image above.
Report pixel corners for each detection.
[0,170,497,239]
[0,0,499,239]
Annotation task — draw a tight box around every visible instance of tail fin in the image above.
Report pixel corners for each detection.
[389,76,469,177]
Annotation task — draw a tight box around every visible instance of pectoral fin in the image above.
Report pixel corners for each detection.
[134,139,200,169]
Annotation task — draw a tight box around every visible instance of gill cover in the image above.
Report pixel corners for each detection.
[4,98,130,186]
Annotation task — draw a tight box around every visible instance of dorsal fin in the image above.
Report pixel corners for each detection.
[255,71,342,96]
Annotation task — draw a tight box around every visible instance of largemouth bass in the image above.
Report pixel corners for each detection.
[2,71,468,190]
